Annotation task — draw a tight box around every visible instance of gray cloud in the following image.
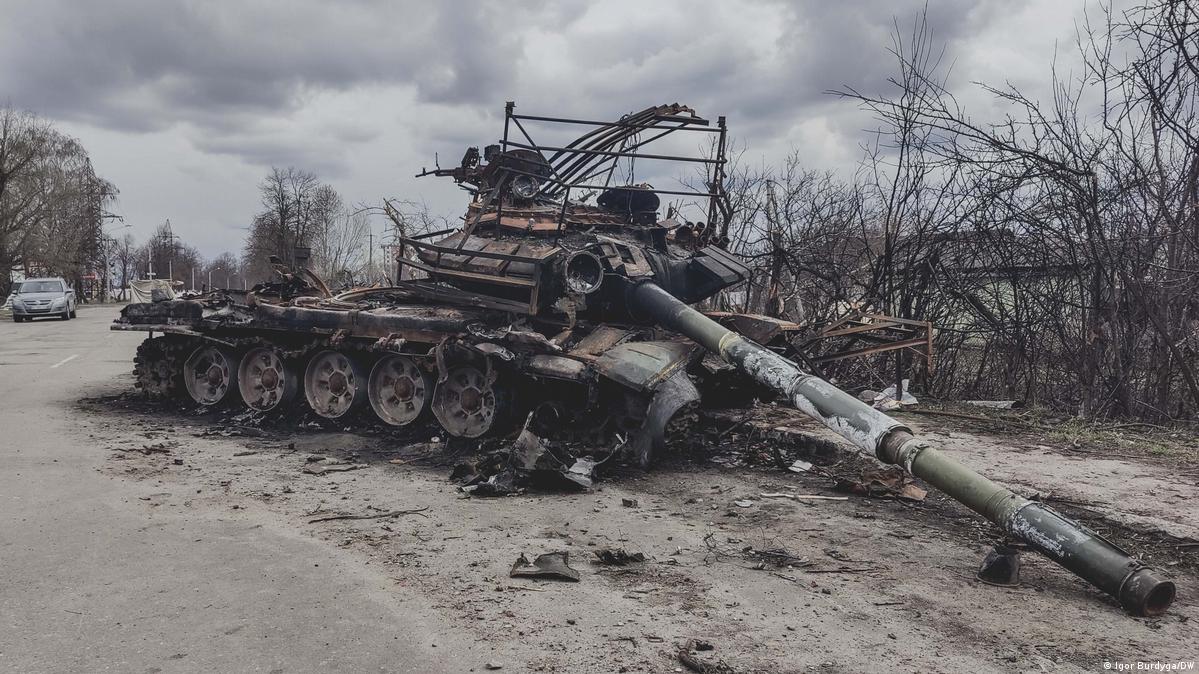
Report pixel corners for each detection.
[1,1,571,129]
[0,0,1094,256]
[2,1,1005,135]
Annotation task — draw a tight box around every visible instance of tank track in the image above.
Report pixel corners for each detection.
[132,335,194,398]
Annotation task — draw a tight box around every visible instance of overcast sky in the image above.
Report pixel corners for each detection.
[0,0,1099,258]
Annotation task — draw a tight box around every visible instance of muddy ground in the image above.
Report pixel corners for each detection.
[79,384,1197,674]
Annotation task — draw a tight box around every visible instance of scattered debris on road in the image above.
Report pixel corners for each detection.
[115,441,173,455]
[832,466,927,502]
[302,459,365,475]
[592,548,646,566]
[677,639,734,674]
[759,492,848,502]
[456,420,609,496]
[307,507,429,524]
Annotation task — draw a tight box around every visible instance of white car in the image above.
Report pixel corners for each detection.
[10,277,77,322]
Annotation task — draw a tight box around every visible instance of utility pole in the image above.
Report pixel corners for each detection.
[367,228,374,284]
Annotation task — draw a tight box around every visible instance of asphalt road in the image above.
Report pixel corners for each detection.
[0,306,468,673]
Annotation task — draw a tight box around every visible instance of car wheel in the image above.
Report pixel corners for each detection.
[61,309,70,320]
[70,308,76,318]
[11,315,19,323]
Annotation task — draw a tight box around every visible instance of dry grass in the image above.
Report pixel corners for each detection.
[898,401,1199,466]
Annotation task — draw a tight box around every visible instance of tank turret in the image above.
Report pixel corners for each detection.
[405,102,745,322]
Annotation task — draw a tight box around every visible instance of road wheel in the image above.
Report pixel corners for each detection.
[304,350,367,419]
[182,345,240,406]
[238,347,299,412]
[367,355,431,426]
[431,365,510,438]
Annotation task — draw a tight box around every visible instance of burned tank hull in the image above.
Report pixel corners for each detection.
[115,102,750,462]
[114,102,1175,615]
[112,287,728,460]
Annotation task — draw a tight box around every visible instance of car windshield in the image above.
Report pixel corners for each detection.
[19,281,63,293]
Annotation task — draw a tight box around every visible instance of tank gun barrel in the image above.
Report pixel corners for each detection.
[629,281,1176,616]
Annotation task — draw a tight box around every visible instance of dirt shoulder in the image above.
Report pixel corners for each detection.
[80,390,1197,673]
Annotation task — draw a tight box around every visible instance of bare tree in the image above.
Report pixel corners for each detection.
[243,167,320,278]
[1,108,118,298]
[0,106,49,296]
[203,252,244,291]
[377,198,450,282]
[823,0,1199,420]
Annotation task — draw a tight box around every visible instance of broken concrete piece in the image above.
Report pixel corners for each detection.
[787,459,813,473]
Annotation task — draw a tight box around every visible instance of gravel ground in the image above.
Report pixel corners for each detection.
[78,386,1198,673]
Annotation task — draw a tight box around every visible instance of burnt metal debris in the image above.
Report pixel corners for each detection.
[510,551,580,582]
[112,101,1175,616]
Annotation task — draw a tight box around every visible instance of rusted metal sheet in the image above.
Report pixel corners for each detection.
[801,312,934,372]
[705,311,800,344]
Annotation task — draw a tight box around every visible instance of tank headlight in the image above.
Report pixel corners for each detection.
[564,251,604,295]
[510,174,541,200]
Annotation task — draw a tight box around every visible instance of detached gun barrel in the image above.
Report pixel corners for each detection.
[630,281,1175,616]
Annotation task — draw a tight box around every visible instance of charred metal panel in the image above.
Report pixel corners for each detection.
[251,302,493,343]
[626,369,700,468]
[526,355,590,381]
[594,340,698,392]
[568,326,633,359]
[119,300,203,326]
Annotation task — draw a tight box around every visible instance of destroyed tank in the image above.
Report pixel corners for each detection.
[113,102,1176,616]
